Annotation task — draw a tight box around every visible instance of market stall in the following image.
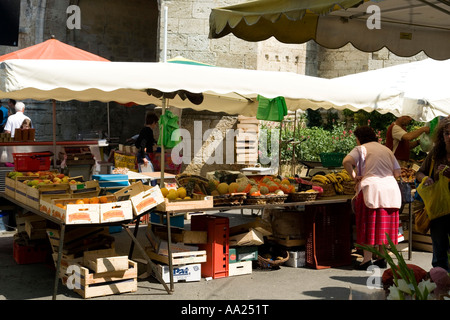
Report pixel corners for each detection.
[1,163,359,298]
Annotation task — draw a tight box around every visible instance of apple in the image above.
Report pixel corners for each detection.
[53,177,61,184]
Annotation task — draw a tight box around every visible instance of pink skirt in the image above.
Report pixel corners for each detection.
[355,191,399,246]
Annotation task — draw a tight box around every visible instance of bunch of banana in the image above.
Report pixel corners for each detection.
[336,170,352,182]
[311,174,331,185]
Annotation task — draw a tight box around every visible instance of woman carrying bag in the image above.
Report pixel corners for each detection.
[343,126,402,270]
[416,117,450,272]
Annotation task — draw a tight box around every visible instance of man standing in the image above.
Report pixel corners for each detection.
[0,100,11,132]
[385,116,430,163]
[4,101,32,138]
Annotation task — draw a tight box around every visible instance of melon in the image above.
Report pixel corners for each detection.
[217,182,229,195]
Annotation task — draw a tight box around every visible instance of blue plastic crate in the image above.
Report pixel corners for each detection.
[92,174,129,188]
[150,212,184,228]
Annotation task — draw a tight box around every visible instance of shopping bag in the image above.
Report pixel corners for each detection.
[414,207,430,234]
[417,168,450,221]
[256,95,287,121]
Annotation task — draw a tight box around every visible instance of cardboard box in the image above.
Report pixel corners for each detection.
[229,228,264,246]
[229,246,258,263]
[157,263,201,283]
[229,217,272,237]
[229,260,252,277]
[99,200,133,223]
[285,250,306,268]
[114,181,164,216]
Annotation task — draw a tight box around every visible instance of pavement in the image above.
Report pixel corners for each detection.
[0,209,434,304]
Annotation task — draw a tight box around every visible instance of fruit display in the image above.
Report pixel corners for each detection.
[401,167,416,183]
[160,186,192,201]
[54,196,112,210]
[208,174,296,197]
[310,170,353,195]
[8,170,81,188]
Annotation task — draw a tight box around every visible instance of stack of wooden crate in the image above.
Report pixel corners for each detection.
[236,116,259,165]
[46,227,137,298]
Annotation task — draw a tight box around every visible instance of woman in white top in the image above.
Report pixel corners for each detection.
[343,126,402,270]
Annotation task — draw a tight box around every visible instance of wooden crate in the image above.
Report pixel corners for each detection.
[46,227,113,257]
[70,180,100,199]
[156,194,213,212]
[412,230,433,252]
[99,200,133,223]
[5,177,16,198]
[25,218,47,240]
[26,183,70,210]
[73,260,138,299]
[145,247,207,266]
[114,181,164,216]
[151,224,207,244]
[83,248,129,273]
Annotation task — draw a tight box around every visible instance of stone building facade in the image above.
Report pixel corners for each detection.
[0,0,427,174]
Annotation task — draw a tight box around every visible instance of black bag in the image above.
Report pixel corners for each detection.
[398,179,413,203]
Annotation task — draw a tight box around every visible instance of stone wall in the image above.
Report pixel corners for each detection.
[0,0,160,143]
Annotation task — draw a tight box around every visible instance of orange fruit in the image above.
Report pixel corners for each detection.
[82,198,90,204]
[55,203,64,208]
[89,197,99,204]
[99,196,108,203]
[75,199,85,204]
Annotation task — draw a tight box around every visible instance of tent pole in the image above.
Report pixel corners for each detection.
[52,100,57,169]
[160,98,166,188]
[159,5,168,189]
[107,102,110,139]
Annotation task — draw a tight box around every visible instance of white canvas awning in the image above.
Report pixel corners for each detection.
[330,58,450,121]
[209,0,450,61]
[0,58,402,116]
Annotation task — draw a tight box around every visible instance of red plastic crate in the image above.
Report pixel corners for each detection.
[305,202,352,269]
[191,215,229,279]
[13,240,49,264]
[12,152,52,172]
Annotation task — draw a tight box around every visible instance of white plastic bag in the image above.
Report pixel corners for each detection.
[420,133,433,152]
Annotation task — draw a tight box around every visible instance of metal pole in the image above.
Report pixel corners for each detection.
[52,100,57,169]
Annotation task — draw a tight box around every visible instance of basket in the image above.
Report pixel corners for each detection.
[12,152,52,172]
[256,250,289,269]
[288,191,318,202]
[245,194,288,205]
[319,152,346,168]
[311,182,336,197]
[342,180,356,195]
[213,193,246,206]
